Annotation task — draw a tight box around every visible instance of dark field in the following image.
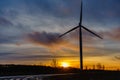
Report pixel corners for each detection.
[0,65,120,80]
[41,70,120,80]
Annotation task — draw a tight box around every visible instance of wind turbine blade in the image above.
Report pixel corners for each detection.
[82,26,103,39]
[59,26,79,37]
[79,0,83,25]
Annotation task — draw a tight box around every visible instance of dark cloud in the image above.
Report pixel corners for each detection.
[0,52,78,61]
[7,55,78,61]
[0,17,13,26]
[26,31,64,46]
[0,52,14,56]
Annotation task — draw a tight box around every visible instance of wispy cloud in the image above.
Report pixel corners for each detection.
[115,56,120,60]
[102,27,120,41]
[0,17,13,26]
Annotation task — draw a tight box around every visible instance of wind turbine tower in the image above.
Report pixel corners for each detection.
[59,1,103,71]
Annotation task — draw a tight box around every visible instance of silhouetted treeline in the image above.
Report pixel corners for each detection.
[0,64,79,76]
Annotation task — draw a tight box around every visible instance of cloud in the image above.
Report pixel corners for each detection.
[115,56,120,60]
[0,53,78,61]
[0,17,13,26]
[0,17,30,44]
[0,32,24,44]
[12,55,78,60]
[0,52,14,56]
[102,27,120,41]
[26,31,64,46]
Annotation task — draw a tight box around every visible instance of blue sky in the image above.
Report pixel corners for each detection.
[0,0,120,68]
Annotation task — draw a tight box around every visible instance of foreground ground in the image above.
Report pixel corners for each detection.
[0,65,120,80]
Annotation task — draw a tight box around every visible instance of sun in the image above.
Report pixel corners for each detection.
[61,62,70,68]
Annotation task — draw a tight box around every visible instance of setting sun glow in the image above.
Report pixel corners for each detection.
[61,62,70,68]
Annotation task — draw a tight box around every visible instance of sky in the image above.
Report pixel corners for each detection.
[0,0,120,69]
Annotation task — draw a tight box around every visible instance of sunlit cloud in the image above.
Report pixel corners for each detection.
[115,56,120,60]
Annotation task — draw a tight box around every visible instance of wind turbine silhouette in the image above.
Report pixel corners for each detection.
[59,1,103,70]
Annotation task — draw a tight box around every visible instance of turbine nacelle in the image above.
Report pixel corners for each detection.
[59,25,103,39]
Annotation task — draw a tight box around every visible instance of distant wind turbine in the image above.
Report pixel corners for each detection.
[59,1,103,71]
